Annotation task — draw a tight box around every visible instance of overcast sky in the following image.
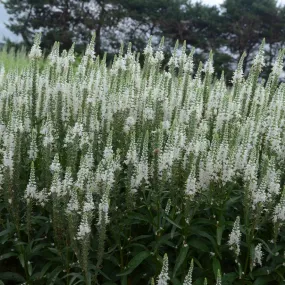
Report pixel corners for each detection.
[1,0,285,42]
[198,0,285,5]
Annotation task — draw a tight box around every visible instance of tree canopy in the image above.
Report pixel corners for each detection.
[3,0,285,81]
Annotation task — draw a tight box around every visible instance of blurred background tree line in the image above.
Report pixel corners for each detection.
[3,0,285,81]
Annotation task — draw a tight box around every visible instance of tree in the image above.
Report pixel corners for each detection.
[221,0,284,73]
[4,0,123,55]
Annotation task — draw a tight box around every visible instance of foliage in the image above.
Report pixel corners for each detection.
[0,34,285,285]
[4,0,285,80]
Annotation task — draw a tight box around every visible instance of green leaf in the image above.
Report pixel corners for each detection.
[121,275,127,285]
[117,251,150,276]
[224,196,241,209]
[0,272,25,282]
[18,254,25,269]
[212,257,221,280]
[64,273,84,285]
[48,247,60,255]
[173,244,189,277]
[164,216,182,229]
[0,280,4,285]
[0,252,17,261]
[127,213,151,224]
[47,266,63,285]
[172,277,182,285]
[39,261,53,279]
[0,228,12,237]
[191,218,215,226]
[216,225,225,246]
[222,272,237,285]
[253,276,276,285]
[28,262,33,276]
[31,243,49,255]
[188,238,209,252]
[193,277,205,285]
[132,235,152,242]
[252,267,271,277]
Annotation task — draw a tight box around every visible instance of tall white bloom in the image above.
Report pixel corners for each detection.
[66,189,79,214]
[185,169,197,197]
[216,269,222,285]
[144,38,153,57]
[252,39,265,71]
[157,254,169,285]
[77,215,91,240]
[85,34,96,59]
[97,192,109,225]
[228,216,241,257]
[183,259,194,285]
[50,154,61,173]
[29,34,42,59]
[252,243,263,267]
[272,56,283,76]
[28,129,38,160]
[124,116,136,133]
[3,148,14,174]
[273,191,285,223]
[62,167,73,196]
[25,162,37,202]
[83,189,95,213]
[124,133,138,165]
[203,52,214,75]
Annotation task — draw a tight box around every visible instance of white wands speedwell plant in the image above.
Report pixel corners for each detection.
[0,34,285,284]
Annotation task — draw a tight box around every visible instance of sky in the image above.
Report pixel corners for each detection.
[1,0,285,42]
[199,0,285,5]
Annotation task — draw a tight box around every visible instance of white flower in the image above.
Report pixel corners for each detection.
[124,116,136,133]
[155,50,164,62]
[50,154,61,173]
[165,199,171,215]
[62,167,73,196]
[66,189,79,214]
[216,269,222,285]
[272,59,283,76]
[232,69,243,83]
[183,259,194,285]
[253,243,263,267]
[85,34,96,59]
[252,182,267,209]
[273,193,285,223]
[228,216,241,256]
[168,55,179,68]
[98,192,109,225]
[203,55,214,75]
[144,40,153,57]
[77,215,91,240]
[36,188,49,206]
[162,120,171,130]
[185,170,197,196]
[143,107,155,121]
[50,173,62,196]
[124,135,138,165]
[253,51,265,68]
[3,149,14,173]
[83,189,95,212]
[25,162,37,201]
[29,37,42,59]
[157,254,169,285]
[28,135,38,160]
[183,53,194,74]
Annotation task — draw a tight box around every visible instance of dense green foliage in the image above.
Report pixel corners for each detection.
[0,35,285,285]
